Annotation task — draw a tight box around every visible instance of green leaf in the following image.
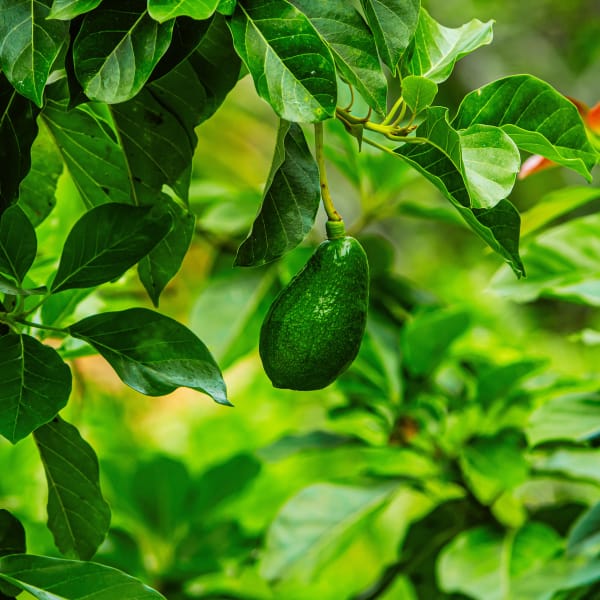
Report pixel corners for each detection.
[0,206,36,284]
[0,334,71,444]
[73,1,174,103]
[235,121,320,266]
[454,75,598,181]
[401,75,438,115]
[260,482,397,582]
[0,74,41,212]
[0,275,45,296]
[48,0,102,20]
[0,512,25,557]
[217,0,236,16]
[568,502,600,558]
[148,0,220,22]
[51,203,172,293]
[228,0,337,123]
[0,0,68,107]
[0,554,166,599]
[359,0,420,74]
[527,393,600,446]
[289,0,388,115]
[68,308,229,405]
[34,417,111,560]
[41,289,92,330]
[403,8,493,83]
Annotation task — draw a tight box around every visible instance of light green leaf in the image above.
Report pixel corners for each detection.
[48,0,102,19]
[148,0,220,22]
[228,0,337,123]
[455,75,598,181]
[0,206,36,283]
[0,334,71,444]
[69,308,229,405]
[0,554,166,599]
[359,0,420,74]
[401,75,438,115]
[0,0,68,107]
[235,121,320,266]
[290,0,388,115]
[34,417,111,560]
[403,8,493,83]
[568,502,600,558]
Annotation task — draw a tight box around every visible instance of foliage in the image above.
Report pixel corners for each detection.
[0,0,599,598]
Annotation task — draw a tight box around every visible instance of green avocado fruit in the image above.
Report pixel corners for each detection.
[259,226,369,391]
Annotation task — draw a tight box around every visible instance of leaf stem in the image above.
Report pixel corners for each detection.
[314,122,342,222]
[14,318,68,336]
[381,96,405,125]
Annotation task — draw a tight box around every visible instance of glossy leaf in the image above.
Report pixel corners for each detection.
[0,334,71,444]
[0,512,25,557]
[454,75,598,181]
[359,0,420,74]
[48,0,102,19]
[401,75,438,115]
[0,554,166,599]
[148,0,220,22]
[0,74,40,213]
[290,0,387,115]
[228,0,336,123]
[0,0,68,107]
[34,417,111,560]
[403,8,493,83]
[69,308,229,405]
[0,206,36,283]
[73,1,174,103]
[235,121,320,266]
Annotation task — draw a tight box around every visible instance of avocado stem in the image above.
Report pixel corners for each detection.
[314,122,342,224]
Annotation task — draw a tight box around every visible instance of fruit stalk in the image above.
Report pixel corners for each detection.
[314,122,342,224]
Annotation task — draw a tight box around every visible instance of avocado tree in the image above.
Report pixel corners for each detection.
[0,0,598,598]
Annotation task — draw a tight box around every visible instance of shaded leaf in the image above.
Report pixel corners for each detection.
[0,512,25,557]
[359,0,419,74]
[51,203,172,293]
[69,308,229,404]
[34,417,111,560]
[235,121,320,266]
[403,8,493,83]
[0,334,71,444]
[290,0,387,115]
[0,206,36,283]
[228,0,336,123]
[48,0,102,20]
[148,0,220,22]
[73,1,174,103]
[0,0,68,107]
[401,75,438,115]
[454,75,598,181]
[0,554,165,599]
[0,275,45,296]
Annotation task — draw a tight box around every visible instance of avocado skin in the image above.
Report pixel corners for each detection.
[260,236,369,390]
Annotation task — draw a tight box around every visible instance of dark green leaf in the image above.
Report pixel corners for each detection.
[68,308,229,404]
[51,203,172,293]
[401,75,438,115]
[0,334,71,444]
[0,0,68,107]
[34,417,111,560]
[0,512,25,557]
[359,0,420,74]
[0,554,166,599]
[403,8,493,83]
[48,0,102,20]
[228,0,337,123]
[73,1,174,103]
[0,206,36,283]
[290,0,387,115]
[454,75,598,181]
[148,0,219,22]
[0,74,40,213]
[0,275,45,296]
[235,121,320,266]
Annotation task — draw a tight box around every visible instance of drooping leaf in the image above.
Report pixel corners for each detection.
[0,206,37,283]
[235,121,320,266]
[51,203,172,293]
[148,0,220,22]
[0,0,68,107]
[454,75,598,181]
[34,417,111,560]
[0,555,166,599]
[228,0,337,123]
[290,0,388,115]
[401,75,438,115]
[73,0,174,103]
[68,308,229,405]
[403,8,493,83]
[0,334,71,444]
[359,0,420,74]
[48,0,102,20]
[0,512,25,557]
[0,74,40,213]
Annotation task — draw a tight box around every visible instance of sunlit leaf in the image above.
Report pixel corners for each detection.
[48,0,102,20]
[401,75,438,115]
[148,0,220,22]
[0,206,36,283]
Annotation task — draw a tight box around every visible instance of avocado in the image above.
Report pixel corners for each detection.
[259,225,369,390]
